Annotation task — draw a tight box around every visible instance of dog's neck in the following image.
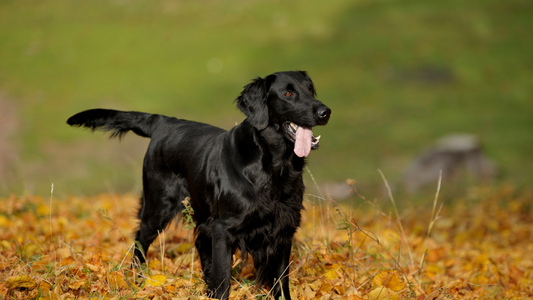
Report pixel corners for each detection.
[232,119,305,172]
[251,121,306,175]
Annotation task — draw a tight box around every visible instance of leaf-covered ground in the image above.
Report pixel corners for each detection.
[1,184,532,299]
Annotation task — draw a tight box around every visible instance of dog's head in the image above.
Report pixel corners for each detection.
[235,71,331,157]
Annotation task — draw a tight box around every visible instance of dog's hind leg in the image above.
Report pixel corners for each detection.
[132,174,188,267]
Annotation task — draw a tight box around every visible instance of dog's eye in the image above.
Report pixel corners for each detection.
[285,91,292,97]
[309,88,314,94]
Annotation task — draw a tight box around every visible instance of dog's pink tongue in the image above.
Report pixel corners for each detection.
[294,126,313,157]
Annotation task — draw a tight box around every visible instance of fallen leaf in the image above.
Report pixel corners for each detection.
[145,274,167,287]
[240,264,255,279]
[0,240,11,250]
[38,281,52,293]
[324,269,338,280]
[176,242,192,254]
[367,286,398,300]
[304,282,316,299]
[0,215,9,227]
[318,281,332,293]
[372,270,405,292]
[67,279,85,290]
[5,275,37,289]
[307,279,321,291]
[22,243,41,258]
[149,259,161,270]
[108,272,130,289]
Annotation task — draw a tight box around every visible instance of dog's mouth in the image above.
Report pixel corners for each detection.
[283,122,321,158]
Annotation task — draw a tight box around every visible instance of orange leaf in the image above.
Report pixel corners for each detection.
[60,256,76,266]
[163,284,177,293]
[38,281,52,293]
[0,261,9,271]
[108,272,130,289]
[333,284,346,295]
[240,264,255,279]
[345,296,365,300]
[318,281,332,293]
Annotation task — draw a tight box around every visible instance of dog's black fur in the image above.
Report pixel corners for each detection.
[67,71,331,300]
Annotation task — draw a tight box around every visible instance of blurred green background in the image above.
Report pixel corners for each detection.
[0,0,531,198]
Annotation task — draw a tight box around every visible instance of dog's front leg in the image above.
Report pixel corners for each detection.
[272,241,293,300]
[209,220,233,300]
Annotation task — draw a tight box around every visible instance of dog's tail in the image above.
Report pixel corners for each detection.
[67,109,160,139]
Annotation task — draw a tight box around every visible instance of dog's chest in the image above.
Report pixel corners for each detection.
[235,192,304,245]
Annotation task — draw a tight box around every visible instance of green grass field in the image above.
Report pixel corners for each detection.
[0,0,531,196]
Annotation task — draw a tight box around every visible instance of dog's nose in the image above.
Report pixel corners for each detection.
[317,106,331,123]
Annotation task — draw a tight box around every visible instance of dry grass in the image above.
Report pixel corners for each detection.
[1,182,532,299]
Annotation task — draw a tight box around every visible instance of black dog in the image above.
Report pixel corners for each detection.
[67,71,331,300]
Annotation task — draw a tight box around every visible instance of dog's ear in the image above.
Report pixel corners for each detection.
[298,70,308,77]
[235,74,276,130]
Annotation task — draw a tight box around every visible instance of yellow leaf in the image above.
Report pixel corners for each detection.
[0,240,11,250]
[367,286,398,300]
[0,215,9,227]
[22,243,41,258]
[425,263,444,279]
[49,290,62,300]
[145,274,167,287]
[5,275,37,289]
[324,269,338,280]
[149,259,161,270]
[472,273,490,285]
[318,281,332,293]
[474,253,490,266]
[58,216,69,227]
[36,204,50,216]
[176,242,192,254]
[372,270,405,292]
